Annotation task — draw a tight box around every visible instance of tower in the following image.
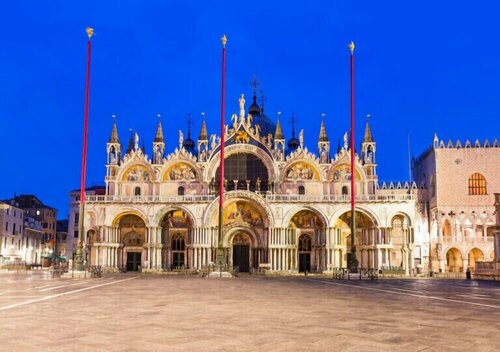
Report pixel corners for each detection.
[274,112,285,161]
[317,114,330,163]
[361,115,377,194]
[107,116,121,165]
[198,113,209,162]
[106,116,121,195]
[152,115,165,164]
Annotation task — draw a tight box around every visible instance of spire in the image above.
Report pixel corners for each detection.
[126,130,134,154]
[154,114,164,143]
[433,133,439,148]
[318,114,329,142]
[141,141,146,154]
[274,112,284,140]
[187,114,192,140]
[109,115,119,143]
[199,112,208,140]
[337,138,342,153]
[287,114,300,151]
[248,75,261,116]
[183,114,195,152]
[363,114,373,142]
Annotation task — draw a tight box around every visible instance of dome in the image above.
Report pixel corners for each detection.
[253,113,276,137]
[287,137,300,151]
[183,138,195,152]
[248,94,276,137]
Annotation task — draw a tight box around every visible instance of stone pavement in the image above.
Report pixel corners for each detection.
[0,272,499,351]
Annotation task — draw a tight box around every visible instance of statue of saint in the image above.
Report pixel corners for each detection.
[210,134,217,149]
[299,129,304,149]
[179,130,184,149]
[134,132,139,151]
[343,132,348,150]
[239,94,245,119]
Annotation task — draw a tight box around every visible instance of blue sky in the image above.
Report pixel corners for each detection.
[1,1,499,218]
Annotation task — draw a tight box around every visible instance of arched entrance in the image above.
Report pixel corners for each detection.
[289,209,326,272]
[390,215,412,270]
[298,234,312,272]
[232,233,251,272]
[159,210,191,270]
[446,248,463,272]
[468,248,484,270]
[337,211,378,269]
[118,214,146,272]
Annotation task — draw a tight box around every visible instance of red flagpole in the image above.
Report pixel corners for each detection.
[350,42,355,213]
[75,27,94,270]
[217,35,227,269]
[349,41,357,268]
[80,32,93,206]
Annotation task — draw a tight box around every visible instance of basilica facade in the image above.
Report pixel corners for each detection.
[77,92,430,275]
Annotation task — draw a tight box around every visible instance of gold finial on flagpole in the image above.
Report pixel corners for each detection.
[221,34,227,47]
[86,27,94,39]
[349,41,355,54]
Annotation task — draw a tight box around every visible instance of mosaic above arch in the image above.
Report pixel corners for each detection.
[329,164,361,181]
[285,162,319,180]
[164,163,197,181]
[289,210,323,228]
[123,165,153,182]
[223,201,264,227]
[161,210,191,228]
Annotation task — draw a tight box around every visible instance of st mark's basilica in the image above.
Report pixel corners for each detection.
[72,87,498,275]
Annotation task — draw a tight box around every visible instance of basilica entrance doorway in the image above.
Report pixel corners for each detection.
[232,233,251,272]
[126,252,141,272]
[298,234,312,272]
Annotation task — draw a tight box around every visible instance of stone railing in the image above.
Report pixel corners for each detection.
[86,194,216,203]
[85,193,413,204]
[266,194,414,203]
[439,236,494,243]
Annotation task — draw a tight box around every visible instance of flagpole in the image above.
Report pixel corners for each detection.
[348,41,358,272]
[217,34,227,275]
[75,27,94,271]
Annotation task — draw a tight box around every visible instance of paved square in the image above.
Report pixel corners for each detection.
[0,273,499,351]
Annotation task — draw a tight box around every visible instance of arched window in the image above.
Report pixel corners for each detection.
[342,186,349,195]
[468,173,487,195]
[298,234,312,251]
[172,234,185,268]
[134,187,141,196]
[177,186,185,196]
[298,185,305,195]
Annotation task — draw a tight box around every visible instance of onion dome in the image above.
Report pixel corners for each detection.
[248,93,275,136]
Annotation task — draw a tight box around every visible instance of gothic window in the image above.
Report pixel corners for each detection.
[134,187,141,196]
[172,234,185,268]
[298,234,312,251]
[298,185,305,195]
[178,186,185,196]
[468,173,487,195]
